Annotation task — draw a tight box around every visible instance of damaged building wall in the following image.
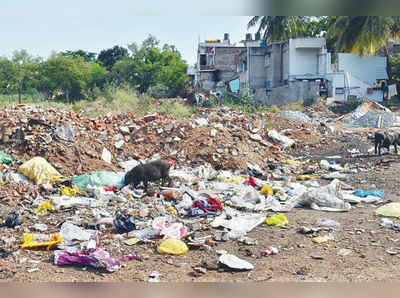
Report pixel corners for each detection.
[254,80,320,106]
[248,47,267,90]
[197,44,245,91]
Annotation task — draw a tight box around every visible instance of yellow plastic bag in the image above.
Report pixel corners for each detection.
[168,207,178,215]
[21,233,63,250]
[224,176,244,185]
[296,174,316,181]
[375,202,400,217]
[266,214,289,227]
[260,185,274,196]
[60,185,79,197]
[157,238,188,255]
[18,157,62,185]
[35,200,52,215]
[286,159,309,166]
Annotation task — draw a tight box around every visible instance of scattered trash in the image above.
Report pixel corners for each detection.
[376,203,400,218]
[0,248,10,259]
[54,248,120,272]
[35,201,52,215]
[315,218,340,230]
[0,151,14,164]
[337,248,352,256]
[268,129,295,149]
[148,271,161,282]
[266,214,289,227]
[218,253,254,270]
[101,148,112,164]
[238,236,258,246]
[21,233,63,250]
[312,234,334,244]
[113,214,136,233]
[18,157,63,185]
[0,213,22,228]
[262,246,279,256]
[292,179,351,212]
[353,189,384,198]
[157,238,188,255]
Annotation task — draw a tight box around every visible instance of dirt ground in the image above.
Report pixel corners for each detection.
[1,103,400,282]
[2,127,400,282]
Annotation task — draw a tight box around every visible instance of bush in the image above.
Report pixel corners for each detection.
[303,95,317,107]
[329,97,361,114]
[147,83,173,99]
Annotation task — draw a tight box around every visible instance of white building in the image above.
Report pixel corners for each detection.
[326,53,388,102]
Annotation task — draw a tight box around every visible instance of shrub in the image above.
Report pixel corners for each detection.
[147,83,173,99]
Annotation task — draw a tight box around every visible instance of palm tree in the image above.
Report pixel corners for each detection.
[328,16,400,82]
[248,16,308,42]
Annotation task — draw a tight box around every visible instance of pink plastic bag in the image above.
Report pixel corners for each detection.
[54,248,120,272]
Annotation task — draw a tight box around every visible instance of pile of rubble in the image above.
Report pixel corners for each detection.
[0,101,397,281]
[0,105,327,177]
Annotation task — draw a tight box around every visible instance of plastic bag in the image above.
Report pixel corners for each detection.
[157,238,188,255]
[260,185,274,196]
[114,214,136,233]
[375,203,400,217]
[60,185,79,197]
[0,213,22,228]
[293,179,351,212]
[296,174,316,181]
[152,217,188,239]
[266,214,289,227]
[211,207,266,238]
[353,189,384,198]
[60,222,93,242]
[54,248,120,272]
[35,200,52,215]
[18,157,62,185]
[268,129,295,149]
[0,151,13,164]
[72,171,124,191]
[21,233,63,250]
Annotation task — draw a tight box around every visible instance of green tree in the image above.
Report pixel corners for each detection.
[43,55,101,102]
[248,16,308,42]
[4,50,41,104]
[0,58,15,94]
[60,50,97,62]
[111,35,188,96]
[327,16,400,82]
[98,46,129,71]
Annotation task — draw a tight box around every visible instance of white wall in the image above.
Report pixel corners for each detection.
[326,72,383,102]
[337,53,388,86]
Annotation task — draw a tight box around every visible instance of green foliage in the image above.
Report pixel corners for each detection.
[42,55,106,102]
[327,16,400,56]
[0,50,41,103]
[98,45,129,71]
[60,50,97,62]
[329,97,361,114]
[108,35,188,97]
[303,95,317,107]
[0,35,187,104]
[390,55,400,84]
[147,83,173,99]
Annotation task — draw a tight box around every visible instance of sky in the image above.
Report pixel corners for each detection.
[0,1,255,66]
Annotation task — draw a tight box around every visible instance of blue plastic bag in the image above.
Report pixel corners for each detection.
[72,171,124,191]
[353,189,384,198]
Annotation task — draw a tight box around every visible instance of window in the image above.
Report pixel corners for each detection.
[335,87,345,95]
[237,63,243,73]
[200,54,207,66]
[265,53,271,67]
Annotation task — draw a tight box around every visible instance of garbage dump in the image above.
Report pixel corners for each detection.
[0,102,397,281]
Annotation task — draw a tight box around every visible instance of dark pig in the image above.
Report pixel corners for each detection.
[374,130,400,155]
[124,160,172,192]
